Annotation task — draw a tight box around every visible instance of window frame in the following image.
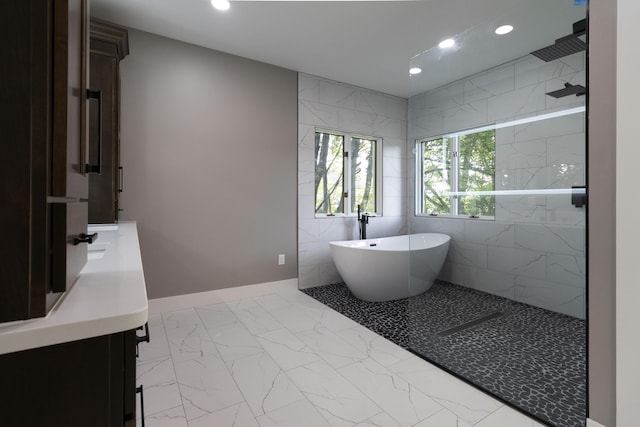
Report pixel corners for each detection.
[415,127,496,220]
[314,128,383,218]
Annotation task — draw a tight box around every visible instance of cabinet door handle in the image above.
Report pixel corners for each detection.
[136,385,146,427]
[73,232,98,245]
[118,166,124,192]
[86,89,102,174]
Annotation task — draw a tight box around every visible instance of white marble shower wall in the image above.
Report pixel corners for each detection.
[409,52,586,319]
[298,74,408,289]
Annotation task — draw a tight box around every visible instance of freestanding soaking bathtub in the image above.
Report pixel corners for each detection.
[329,233,450,302]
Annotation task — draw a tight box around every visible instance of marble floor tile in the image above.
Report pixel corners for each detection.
[138,283,543,427]
[136,357,183,417]
[256,399,331,427]
[474,405,546,427]
[295,326,368,369]
[194,303,239,330]
[228,351,305,417]
[188,402,259,427]
[338,359,443,426]
[333,326,413,367]
[287,360,381,426]
[206,320,264,364]
[226,299,284,335]
[174,355,245,420]
[256,328,321,370]
[143,405,189,427]
[387,357,502,425]
[138,314,171,362]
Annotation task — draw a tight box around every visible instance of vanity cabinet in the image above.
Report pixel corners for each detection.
[0,0,90,322]
[88,20,129,224]
[0,329,138,427]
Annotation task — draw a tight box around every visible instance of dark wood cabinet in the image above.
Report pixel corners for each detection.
[0,0,90,322]
[88,20,129,224]
[0,330,138,427]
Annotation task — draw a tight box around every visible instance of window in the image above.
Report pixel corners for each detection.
[315,130,382,216]
[416,128,495,218]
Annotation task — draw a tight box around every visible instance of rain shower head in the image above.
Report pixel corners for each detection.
[530,19,586,62]
[545,83,586,98]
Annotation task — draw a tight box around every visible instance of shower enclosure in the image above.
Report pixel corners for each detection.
[406,0,587,425]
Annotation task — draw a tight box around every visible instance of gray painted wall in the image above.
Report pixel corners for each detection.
[119,29,298,299]
[588,1,616,425]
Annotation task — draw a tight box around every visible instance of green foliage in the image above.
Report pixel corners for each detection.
[420,130,495,216]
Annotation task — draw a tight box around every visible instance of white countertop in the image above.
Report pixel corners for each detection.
[0,222,148,355]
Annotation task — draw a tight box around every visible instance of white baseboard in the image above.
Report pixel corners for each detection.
[148,278,299,315]
[586,419,607,427]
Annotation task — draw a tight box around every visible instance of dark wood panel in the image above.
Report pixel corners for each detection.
[89,52,118,223]
[0,331,138,427]
[0,0,52,321]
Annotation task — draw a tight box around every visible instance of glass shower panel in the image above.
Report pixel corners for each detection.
[406,0,587,425]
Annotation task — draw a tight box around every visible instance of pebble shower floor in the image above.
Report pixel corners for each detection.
[302,281,586,427]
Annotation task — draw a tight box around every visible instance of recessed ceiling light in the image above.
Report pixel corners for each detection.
[495,25,514,35]
[211,0,230,11]
[409,67,422,75]
[438,38,455,49]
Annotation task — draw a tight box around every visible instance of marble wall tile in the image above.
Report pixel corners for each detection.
[387,357,502,425]
[547,132,585,167]
[495,195,546,223]
[356,90,389,116]
[338,108,376,134]
[174,355,245,420]
[513,113,584,143]
[299,100,339,128]
[495,140,547,170]
[288,360,382,425]
[447,240,488,269]
[423,82,464,113]
[487,246,546,279]
[319,80,357,109]
[545,196,586,226]
[514,52,585,89]
[461,265,516,299]
[515,224,584,255]
[299,74,321,102]
[423,217,465,240]
[514,277,585,319]
[464,221,515,247]
[487,83,546,123]
[409,111,444,140]
[337,358,443,426]
[388,97,409,121]
[546,253,586,288]
[463,64,515,104]
[443,99,488,131]
[228,351,305,416]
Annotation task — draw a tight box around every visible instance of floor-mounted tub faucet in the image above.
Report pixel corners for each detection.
[357,204,371,240]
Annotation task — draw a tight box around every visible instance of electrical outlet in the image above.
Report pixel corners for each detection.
[278,254,285,265]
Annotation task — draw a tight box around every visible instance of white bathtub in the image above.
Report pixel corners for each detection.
[329,233,450,302]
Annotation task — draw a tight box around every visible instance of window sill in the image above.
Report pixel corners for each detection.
[415,214,495,221]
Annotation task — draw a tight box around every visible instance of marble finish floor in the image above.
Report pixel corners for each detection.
[136,283,545,426]
[302,281,586,427]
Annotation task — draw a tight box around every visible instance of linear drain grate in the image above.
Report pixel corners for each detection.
[436,312,504,336]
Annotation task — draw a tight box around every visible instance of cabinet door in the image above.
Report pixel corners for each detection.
[52,0,89,199]
[89,52,118,223]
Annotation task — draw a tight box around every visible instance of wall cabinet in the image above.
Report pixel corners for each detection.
[88,20,129,224]
[0,0,90,322]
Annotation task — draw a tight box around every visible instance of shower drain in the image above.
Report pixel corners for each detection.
[436,311,504,336]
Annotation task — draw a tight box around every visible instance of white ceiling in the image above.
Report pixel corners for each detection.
[90,0,586,99]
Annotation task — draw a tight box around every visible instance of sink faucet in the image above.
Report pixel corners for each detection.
[357,204,371,240]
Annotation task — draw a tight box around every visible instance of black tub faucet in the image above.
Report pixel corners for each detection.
[357,204,371,240]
